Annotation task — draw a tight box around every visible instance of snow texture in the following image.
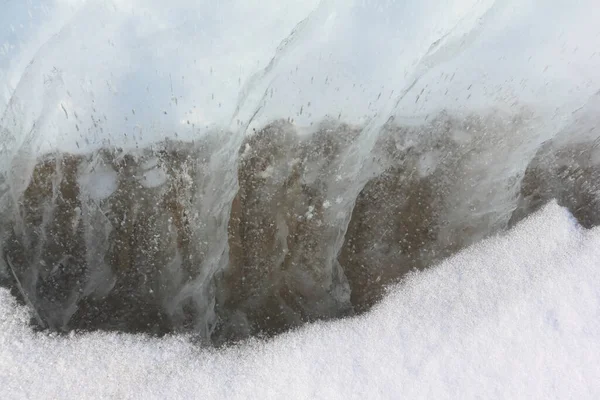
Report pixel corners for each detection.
[1,201,599,399]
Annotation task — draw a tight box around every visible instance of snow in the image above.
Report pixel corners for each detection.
[1,0,600,397]
[1,201,599,399]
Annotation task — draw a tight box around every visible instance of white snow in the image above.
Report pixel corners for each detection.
[1,201,599,399]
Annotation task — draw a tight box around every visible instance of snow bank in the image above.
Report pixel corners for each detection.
[1,201,599,399]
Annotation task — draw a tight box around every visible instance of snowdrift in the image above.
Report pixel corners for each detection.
[1,202,599,399]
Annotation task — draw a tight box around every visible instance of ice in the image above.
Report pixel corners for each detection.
[78,163,118,201]
[1,0,600,394]
[1,202,599,399]
[139,164,168,189]
[2,0,599,160]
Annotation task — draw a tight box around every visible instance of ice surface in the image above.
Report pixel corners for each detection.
[1,202,599,399]
[1,0,600,392]
[2,0,599,158]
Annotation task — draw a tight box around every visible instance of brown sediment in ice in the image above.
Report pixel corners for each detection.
[0,114,598,344]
